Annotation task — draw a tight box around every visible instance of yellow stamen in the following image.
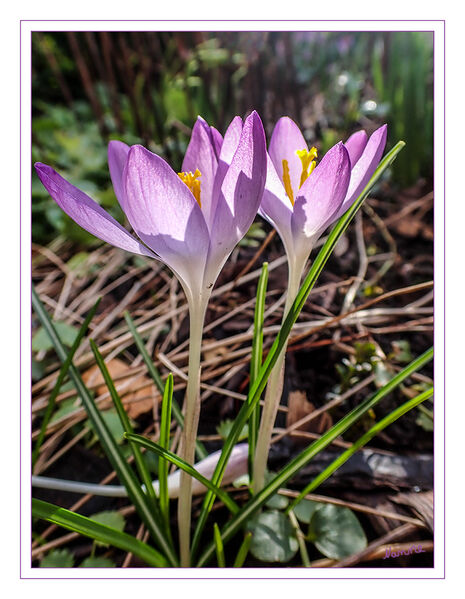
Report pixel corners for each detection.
[296,147,318,188]
[178,169,202,207]
[282,159,294,206]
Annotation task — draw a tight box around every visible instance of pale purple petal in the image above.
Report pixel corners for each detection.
[344,130,368,167]
[333,124,387,221]
[108,140,130,210]
[124,145,210,291]
[182,116,218,223]
[205,111,266,286]
[34,163,156,258]
[209,116,243,229]
[268,116,309,195]
[259,155,294,256]
[291,142,351,257]
[210,126,223,160]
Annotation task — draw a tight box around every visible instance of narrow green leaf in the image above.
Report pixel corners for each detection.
[32,287,178,567]
[213,523,226,568]
[32,498,167,567]
[124,432,239,514]
[158,374,174,525]
[233,532,252,568]
[192,140,406,559]
[32,297,101,468]
[248,262,268,476]
[89,339,162,518]
[287,386,434,512]
[124,310,207,460]
[196,347,432,566]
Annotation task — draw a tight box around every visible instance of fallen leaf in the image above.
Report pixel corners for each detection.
[286,390,332,445]
[82,358,159,419]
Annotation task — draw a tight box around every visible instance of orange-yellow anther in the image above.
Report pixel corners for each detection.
[296,147,318,188]
[282,159,294,206]
[178,169,202,207]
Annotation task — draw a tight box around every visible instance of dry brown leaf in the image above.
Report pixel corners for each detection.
[82,358,160,419]
[286,390,332,445]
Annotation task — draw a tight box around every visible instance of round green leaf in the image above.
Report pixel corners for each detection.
[309,504,367,559]
[89,510,125,547]
[40,548,74,568]
[80,556,116,568]
[293,499,319,524]
[247,510,298,563]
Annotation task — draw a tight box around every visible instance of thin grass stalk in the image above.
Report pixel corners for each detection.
[125,433,239,513]
[252,256,305,491]
[32,297,101,468]
[32,286,179,567]
[32,498,168,567]
[286,386,434,512]
[124,310,207,460]
[159,373,174,524]
[248,262,269,476]
[89,339,164,523]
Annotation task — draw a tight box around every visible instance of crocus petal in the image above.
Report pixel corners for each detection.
[154,443,249,498]
[108,140,130,210]
[344,130,368,167]
[206,111,266,287]
[34,163,155,258]
[210,126,223,160]
[269,116,309,194]
[259,155,294,257]
[209,116,243,229]
[291,142,351,259]
[333,124,387,221]
[124,145,210,293]
[182,116,218,225]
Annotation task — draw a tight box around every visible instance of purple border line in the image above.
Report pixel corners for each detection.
[21,20,444,580]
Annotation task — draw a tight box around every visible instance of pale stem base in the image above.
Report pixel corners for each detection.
[177,294,209,567]
[253,256,307,493]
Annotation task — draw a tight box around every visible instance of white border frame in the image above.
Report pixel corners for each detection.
[20,19,445,580]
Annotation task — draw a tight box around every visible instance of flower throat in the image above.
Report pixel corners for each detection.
[178,169,202,207]
[282,147,318,206]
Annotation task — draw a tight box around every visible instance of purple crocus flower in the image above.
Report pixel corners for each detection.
[35,111,266,304]
[253,116,387,492]
[260,116,387,268]
[35,111,267,566]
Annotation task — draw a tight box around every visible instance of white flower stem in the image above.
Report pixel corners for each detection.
[253,256,306,493]
[178,293,209,567]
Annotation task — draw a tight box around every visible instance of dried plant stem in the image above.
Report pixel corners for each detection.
[178,294,209,567]
[253,256,306,492]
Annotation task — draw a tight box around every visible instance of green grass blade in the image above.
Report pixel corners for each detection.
[196,346,432,566]
[32,297,101,468]
[32,286,179,567]
[286,386,434,512]
[248,262,269,476]
[124,310,207,460]
[32,498,167,567]
[124,433,239,514]
[159,373,173,523]
[213,523,226,567]
[191,140,406,559]
[233,532,252,567]
[89,340,163,518]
